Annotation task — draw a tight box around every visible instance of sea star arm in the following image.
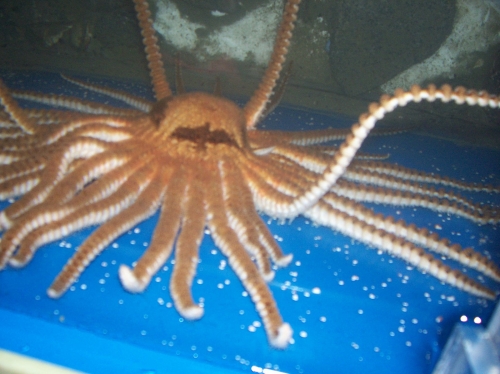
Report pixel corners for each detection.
[268,143,338,173]
[47,164,165,298]
[60,74,153,112]
[0,171,42,199]
[263,145,498,223]
[22,109,111,127]
[0,79,37,134]
[332,180,499,225]
[42,116,132,145]
[224,160,275,280]
[11,89,143,117]
[38,148,143,207]
[244,0,300,129]
[1,150,151,254]
[170,165,206,320]
[0,156,45,184]
[250,125,408,148]
[250,128,353,147]
[205,160,292,349]
[305,201,496,300]
[241,159,295,212]
[270,152,500,281]
[352,160,500,193]
[133,0,172,100]
[1,160,158,268]
[0,155,47,199]
[0,125,27,140]
[224,158,292,280]
[247,85,500,220]
[300,146,389,161]
[244,150,500,296]
[119,166,184,294]
[322,192,500,282]
[251,143,388,178]
[258,61,294,123]
[1,138,111,223]
[0,146,47,164]
[0,119,134,214]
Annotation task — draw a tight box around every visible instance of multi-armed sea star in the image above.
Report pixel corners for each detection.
[0,0,498,350]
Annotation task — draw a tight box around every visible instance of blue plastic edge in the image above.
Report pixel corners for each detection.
[433,303,500,374]
[0,308,239,374]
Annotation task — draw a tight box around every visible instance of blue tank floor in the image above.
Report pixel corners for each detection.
[0,71,499,373]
